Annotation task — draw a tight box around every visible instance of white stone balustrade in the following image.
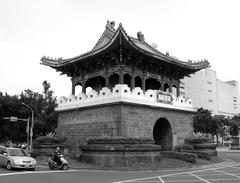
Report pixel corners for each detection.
[76,92,87,101]
[132,87,144,97]
[56,84,194,112]
[99,87,111,96]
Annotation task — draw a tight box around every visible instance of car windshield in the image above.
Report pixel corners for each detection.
[8,149,27,156]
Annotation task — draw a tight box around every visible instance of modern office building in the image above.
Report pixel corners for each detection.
[181,68,240,116]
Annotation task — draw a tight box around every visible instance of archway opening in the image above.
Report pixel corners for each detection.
[123,73,131,88]
[75,83,82,95]
[85,76,105,92]
[172,85,177,97]
[135,76,142,88]
[153,118,173,151]
[109,74,119,90]
[146,78,161,90]
[164,83,170,92]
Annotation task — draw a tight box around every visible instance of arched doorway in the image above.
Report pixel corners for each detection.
[109,74,119,90]
[146,78,161,90]
[135,76,142,88]
[123,73,131,88]
[172,85,177,97]
[164,83,170,92]
[153,118,173,151]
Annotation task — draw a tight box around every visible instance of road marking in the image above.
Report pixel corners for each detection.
[0,169,78,177]
[164,178,240,182]
[159,162,240,178]
[188,172,211,183]
[212,169,240,179]
[113,162,240,183]
[158,176,165,183]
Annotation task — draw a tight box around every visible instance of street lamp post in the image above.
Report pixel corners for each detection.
[22,102,34,150]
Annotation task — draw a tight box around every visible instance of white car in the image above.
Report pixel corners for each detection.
[0,146,36,170]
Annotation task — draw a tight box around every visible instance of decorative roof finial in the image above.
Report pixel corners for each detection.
[106,20,115,31]
[137,31,145,42]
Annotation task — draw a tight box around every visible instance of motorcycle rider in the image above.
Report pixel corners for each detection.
[48,146,68,170]
[52,147,61,165]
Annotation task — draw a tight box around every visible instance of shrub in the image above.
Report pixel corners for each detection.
[183,150,217,160]
[161,151,197,163]
[185,135,212,144]
[87,136,154,144]
[174,143,193,152]
[35,136,66,144]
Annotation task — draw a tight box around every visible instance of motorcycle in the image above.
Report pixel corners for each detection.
[48,153,69,170]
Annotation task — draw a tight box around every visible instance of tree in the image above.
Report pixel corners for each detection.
[0,80,57,144]
[19,81,57,137]
[211,115,230,145]
[0,93,28,142]
[40,80,57,134]
[230,114,240,136]
[193,108,230,145]
[193,108,212,135]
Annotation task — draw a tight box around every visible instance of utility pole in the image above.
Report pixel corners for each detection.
[22,102,34,150]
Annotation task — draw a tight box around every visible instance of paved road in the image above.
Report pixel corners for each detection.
[0,151,240,183]
[115,161,240,183]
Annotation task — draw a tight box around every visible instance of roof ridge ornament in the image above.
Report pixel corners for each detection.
[106,20,115,31]
[137,31,145,42]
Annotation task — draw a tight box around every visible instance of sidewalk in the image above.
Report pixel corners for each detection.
[36,146,238,170]
[217,146,240,153]
[36,156,96,169]
[37,155,225,171]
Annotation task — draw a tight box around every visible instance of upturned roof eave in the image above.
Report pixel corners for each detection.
[41,23,210,71]
[122,33,210,71]
[41,27,123,68]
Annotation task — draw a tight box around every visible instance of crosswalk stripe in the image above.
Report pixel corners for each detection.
[188,172,211,183]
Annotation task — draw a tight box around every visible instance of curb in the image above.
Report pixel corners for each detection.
[37,158,232,172]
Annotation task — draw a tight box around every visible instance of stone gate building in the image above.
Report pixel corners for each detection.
[41,21,209,152]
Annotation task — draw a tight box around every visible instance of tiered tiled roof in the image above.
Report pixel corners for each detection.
[41,21,209,71]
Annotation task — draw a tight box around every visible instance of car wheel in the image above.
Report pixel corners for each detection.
[6,161,12,170]
[61,164,68,170]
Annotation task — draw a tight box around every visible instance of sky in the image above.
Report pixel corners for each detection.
[1,0,240,98]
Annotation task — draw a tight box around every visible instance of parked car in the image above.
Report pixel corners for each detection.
[0,146,36,170]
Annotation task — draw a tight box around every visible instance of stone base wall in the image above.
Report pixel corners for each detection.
[56,103,194,154]
[121,104,194,146]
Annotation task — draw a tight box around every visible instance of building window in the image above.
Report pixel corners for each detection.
[208,89,212,92]
[207,81,212,84]
[233,97,237,102]
[208,99,213,103]
[180,91,185,95]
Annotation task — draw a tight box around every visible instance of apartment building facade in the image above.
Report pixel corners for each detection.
[181,68,240,116]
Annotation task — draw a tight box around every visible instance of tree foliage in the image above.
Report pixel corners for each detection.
[0,81,57,144]
[230,114,240,136]
[193,108,212,134]
[193,108,230,144]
